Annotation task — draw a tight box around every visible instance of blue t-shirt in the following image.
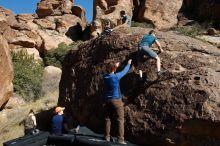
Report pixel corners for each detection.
[51,114,64,135]
[139,34,157,47]
[122,15,131,26]
[103,64,131,101]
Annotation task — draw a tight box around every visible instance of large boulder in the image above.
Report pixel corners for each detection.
[134,0,183,29]
[36,0,74,18]
[182,0,220,20]
[59,27,220,145]
[71,5,87,28]
[1,4,86,56]
[0,7,17,35]
[42,66,62,98]
[0,36,13,109]
[91,0,133,38]
[36,29,72,54]
[0,7,17,27]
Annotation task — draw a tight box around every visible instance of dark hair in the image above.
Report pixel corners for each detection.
[29,109,34,114]
[120,10,126,15]
[106,63,116,73]
[149,30,155,34]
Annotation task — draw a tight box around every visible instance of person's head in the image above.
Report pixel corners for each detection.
[105,19,110,26]
[149,30,156,36]
[55,106,65,115]
[105,21,110,27]
[120,10,126,16]
[106,62,119,73]
[29,109,35,114]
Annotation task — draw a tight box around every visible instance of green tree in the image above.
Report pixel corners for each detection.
[44,42,82,68]
[12,50,44,101]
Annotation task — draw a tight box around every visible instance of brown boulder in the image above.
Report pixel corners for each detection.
[36,0,73,18]
[33,18,56,30]
[59,27,220,145]
[71,5,87,28]
[24,30,43,49]
[0,7,17,34]
[0,7,17,26]
[36,1,55,18]
[135,0,183,29]
[10,36,36,48]
[2,27,18,42]
[207,28,217,36]
[11,23,31,31]
[0,36,13,109]
[0,17,9,34]
[16,14,35,23]
[36,29,72,53]
[42,66,62,97]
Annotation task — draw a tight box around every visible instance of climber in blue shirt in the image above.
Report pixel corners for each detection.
[137,29,164,78]
[51,106,68,135]
[103,59,132,145]
[120,10,131,27]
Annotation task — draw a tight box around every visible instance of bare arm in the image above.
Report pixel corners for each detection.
[155,40,163,52]
[31,115,37,127]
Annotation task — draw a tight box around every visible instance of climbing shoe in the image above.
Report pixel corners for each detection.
[157,70,167,76]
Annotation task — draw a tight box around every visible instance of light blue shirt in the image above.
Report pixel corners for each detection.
[139,34,157,47]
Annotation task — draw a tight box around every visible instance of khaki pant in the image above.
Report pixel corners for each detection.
[104,99,124,142]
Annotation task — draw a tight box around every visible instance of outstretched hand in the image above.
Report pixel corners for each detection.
[115,62,120,68]
[159,48,164,53]
[128,59,132,64]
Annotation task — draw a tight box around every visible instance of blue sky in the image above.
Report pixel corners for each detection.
[0,0,93,22]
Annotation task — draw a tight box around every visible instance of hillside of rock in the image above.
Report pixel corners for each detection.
[59,27,220,146]
[0,0,86,56]
[0,36,13,109]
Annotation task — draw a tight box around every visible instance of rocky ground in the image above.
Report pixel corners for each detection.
[59,26,220,146]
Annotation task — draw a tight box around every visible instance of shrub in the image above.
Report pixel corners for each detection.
[12,50,44,101]
[44,42,82,68]
[131,21,154,28]
[172,24,204,37]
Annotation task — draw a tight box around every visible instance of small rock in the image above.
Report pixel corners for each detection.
[207,28,217,36]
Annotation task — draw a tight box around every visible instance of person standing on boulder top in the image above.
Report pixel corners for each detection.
[103,59,132,145]
[137,29,164,78]
[120,10,131,27]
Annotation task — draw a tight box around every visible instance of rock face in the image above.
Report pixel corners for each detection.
[0,36,13,109]
[135,0,183,29]
[0,3,86,55]
[182,0,220,20]
[42,66,62,97]
[36,0,74,18]
[91,0,183,37]
[91,0,133,38]
[59,27,220,145]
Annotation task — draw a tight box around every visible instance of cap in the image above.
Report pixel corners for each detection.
[55,106,65,113]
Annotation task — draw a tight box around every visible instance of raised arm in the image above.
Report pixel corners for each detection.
[115,59,132,79]
[32,115,37,127]
[155,40,163,53]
